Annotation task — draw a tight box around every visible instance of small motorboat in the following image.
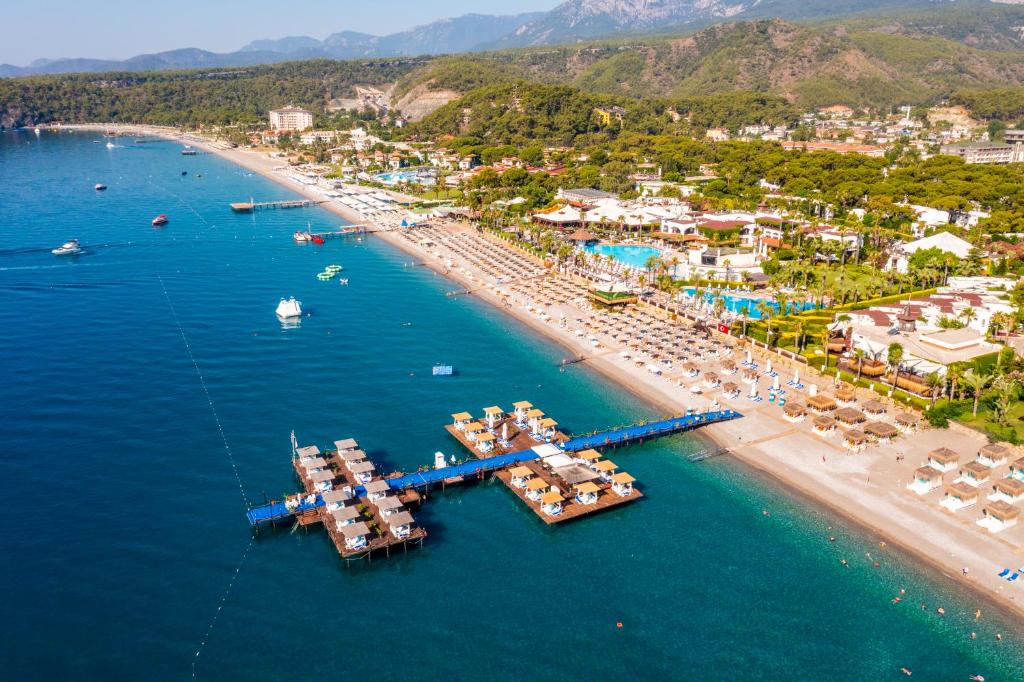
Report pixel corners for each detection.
[310,234,325,245]
[94,183,107,191]
[151,214,169,226]
[293,231,311,243]
[105,141,115,149]
[181,148,197,156]
[52,239,82,256]
[275,297,302,319]
[34,127,41,135]
[181,171,188,176]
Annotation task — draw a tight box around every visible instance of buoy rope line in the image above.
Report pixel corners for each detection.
[157,273,250,509]
[159,272,256,679]
[191,537,254,679]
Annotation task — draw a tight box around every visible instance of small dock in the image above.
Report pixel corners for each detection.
[230,199,321,213]
[247,406,741,564]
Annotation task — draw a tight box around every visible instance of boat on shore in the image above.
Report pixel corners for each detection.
[52,239,82,256]
[151,214,169,226]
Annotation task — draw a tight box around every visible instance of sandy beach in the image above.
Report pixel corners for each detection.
[72,123,1024,622]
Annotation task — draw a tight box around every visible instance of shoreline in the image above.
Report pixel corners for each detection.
[77,123,1024,623]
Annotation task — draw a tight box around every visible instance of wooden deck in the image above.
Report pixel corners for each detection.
[444,417,567,460]
[495,459,642,525]
[292,451,427,561]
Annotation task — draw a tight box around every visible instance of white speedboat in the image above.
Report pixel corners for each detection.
[94,183,107,191]
[275,297,302,319]
[105,141,115,149]
[52,239,82,255]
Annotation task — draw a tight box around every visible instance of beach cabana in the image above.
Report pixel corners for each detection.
[1011,457,1024,482]
[906,466,943,495]
[540,491,565,517]
[862,399,886,416]
[300,456,329,472]
[990,477,1024,504]
[842,429,868,452]
[783,402,806,423]
[704,371,721,388]
[978,443,1010,468]
[526,409,545,432]
[574,449,603,466]
[341,521,371,550]
[574,481,601,505]
[349,460,376,484]
[374,496,405,518]
[451,412,474,430]
[322,488,352,511]
[977,501,1021,533]
[363,479,390,501]
[339,449,367,466]
[525,476,550,501]
[308,469,336,492]
[330,505,361,530]
[940,482,978,512]
[386,510,416,538]
[295,445,321,461]
[864,421,898,443]
[741,368,758,383]
[927,447,959,473]
[464,421,486,436]
[957,461,991,488]
[835,407,866,425]
[474,431,497,453]
[812,415,836,434]
[536,417,558,441]
[721,360,737,375]
[895,412,919,433]
[594,459,618,483]
[721,382,741,399]
[834,385,857,406]
[482,405,504,429]
[807,395,837,414]
[512,401,533,423]
[611,472,636,497]
[333,438,358,452]
[509,466,535,488]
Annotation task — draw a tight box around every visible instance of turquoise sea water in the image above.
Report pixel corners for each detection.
[2,130,1023,680]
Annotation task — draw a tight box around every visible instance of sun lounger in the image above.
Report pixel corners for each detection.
[1009,573,1020,582]
[998,568,1011,577]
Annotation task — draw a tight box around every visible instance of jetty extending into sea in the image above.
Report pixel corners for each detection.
[247,404,741,564]
[229,198,321,212]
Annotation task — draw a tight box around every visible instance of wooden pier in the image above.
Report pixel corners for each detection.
[230,199,322,213]
[247,407,742,565]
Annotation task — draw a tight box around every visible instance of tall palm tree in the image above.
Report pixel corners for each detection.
[853,347,865,381]
[946,364,963,404]
[887,342,904,390]
[961,369,991,418]
[820,326,833,370]
[925,372,943,409]
[959,306,976,329]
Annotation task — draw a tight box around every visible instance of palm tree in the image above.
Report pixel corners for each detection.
[820,326,833,370]
[644,255,661,286]
[887,342,904,390]
[853,347,865,381]
[959,306,976,329]
[713,296,726,320]
[925,372,943,409]
[946,364,963,404]
[961,369,991,418]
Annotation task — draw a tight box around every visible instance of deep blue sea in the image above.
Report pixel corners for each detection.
[1,130,1022,680]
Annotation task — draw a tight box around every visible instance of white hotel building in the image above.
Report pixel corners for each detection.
[269,106,314,132]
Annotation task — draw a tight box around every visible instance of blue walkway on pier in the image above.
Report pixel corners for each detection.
[246,409,742,526]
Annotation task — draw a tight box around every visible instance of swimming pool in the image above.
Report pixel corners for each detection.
[683,288,817,319]
[374,170,433,186]
[583,244,663,270]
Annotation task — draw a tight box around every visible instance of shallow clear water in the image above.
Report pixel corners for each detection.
[1,130,1022,680]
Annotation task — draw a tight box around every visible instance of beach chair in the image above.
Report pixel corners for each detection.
[1009,573,1020,582]
[998,568,1011,578]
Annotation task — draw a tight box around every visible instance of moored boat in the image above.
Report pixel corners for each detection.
[293,231,312,243]
[52,239,82,256]
[310,234,325,245]
[275,297,302,319]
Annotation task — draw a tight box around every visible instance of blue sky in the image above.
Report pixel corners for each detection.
[0,0,558,65]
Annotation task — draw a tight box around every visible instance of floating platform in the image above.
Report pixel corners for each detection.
[247,407,742,565]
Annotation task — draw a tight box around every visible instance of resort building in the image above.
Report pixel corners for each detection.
[885,232,974,274]
[927,448,960,473]
[269,106,314,132]
[978,443,1010,468]
[957,461,992,488]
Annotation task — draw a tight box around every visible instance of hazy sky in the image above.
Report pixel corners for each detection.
[1,0,559,65]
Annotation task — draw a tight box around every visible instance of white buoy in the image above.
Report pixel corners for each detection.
[749,380,758,398]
